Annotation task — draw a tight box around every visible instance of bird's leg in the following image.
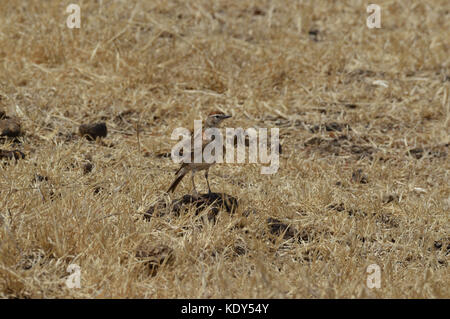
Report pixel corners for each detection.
[205,168,211,194]
[191,170,199,199]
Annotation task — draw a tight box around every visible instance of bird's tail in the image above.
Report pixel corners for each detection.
[167,172,185,193]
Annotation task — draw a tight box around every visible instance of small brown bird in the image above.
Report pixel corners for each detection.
[167,111,231,197]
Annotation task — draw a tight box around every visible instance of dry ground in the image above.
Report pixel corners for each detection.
[0,0,449,298]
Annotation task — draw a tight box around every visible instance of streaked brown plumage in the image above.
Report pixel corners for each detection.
[167,111,231,196]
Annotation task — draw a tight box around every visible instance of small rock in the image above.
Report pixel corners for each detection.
[83,162,93,174]
[308,29,320,42]
[79,122,107,140]
[252,6,265,16]
[159,31,174,38]
[407,147,424,159]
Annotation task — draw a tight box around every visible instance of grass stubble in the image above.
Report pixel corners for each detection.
[0,0,448,298]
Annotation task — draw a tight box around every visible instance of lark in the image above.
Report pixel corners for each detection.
[167,111,231,197]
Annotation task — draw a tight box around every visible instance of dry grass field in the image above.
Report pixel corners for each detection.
[0,0,449,298]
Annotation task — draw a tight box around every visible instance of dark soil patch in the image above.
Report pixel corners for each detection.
[145,192,238,222]
[304,135,375,159]
[0,149,26,161]
[407,144,448,159]
[79,122,108,141]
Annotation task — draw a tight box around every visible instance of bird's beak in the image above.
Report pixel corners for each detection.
[222,114,232,119]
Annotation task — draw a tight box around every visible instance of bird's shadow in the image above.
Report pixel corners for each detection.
[144,192,238,222]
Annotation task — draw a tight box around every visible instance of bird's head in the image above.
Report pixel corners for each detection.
[205,111,232,128]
